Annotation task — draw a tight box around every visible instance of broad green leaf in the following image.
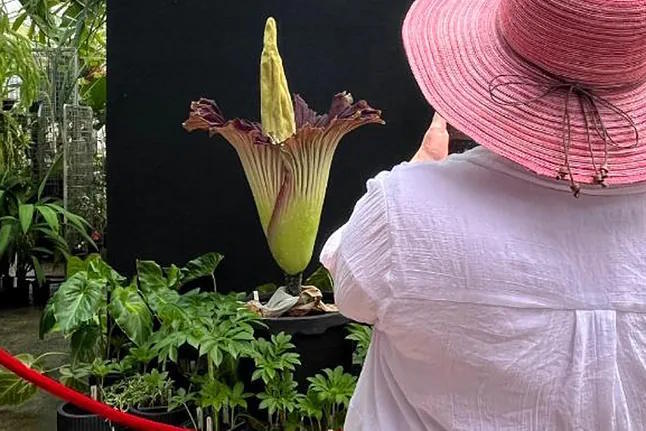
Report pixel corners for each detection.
[109,284,152,346]
[165,264,181,288]
[36,205,59,233]
[64,213,97,250]
[137,260,167,293]
[305,265,334,293]
[146,289,182,320]
[53,272,105,335]
[70,325,101,364]
[39,302,57,339]
[0,354,41,406]
[87,257,125,286]
[66,255,86,278]
[11,12,28,31]
[257,283,277,295]
[19,204,34,233]
[82,75,106,113]
[180,252,223,285]
[0,224,13,255]
[31,256,45,286]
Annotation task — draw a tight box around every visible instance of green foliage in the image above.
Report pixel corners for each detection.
[103,370,173,411]
[168,387,197,412]
[307,366,356,408]
[0,12,40,174]
[69,323,102,364]
[0,14,41,105]
[180,252,223,286]
[298,389,323,423]
[251,333,301,385]
[306,366,357,429]
[2,249,369,427]
[38,300,57,338]
[52,272,105,335]
[58,361,92,390]
[252,333,303,428]
[0,164,96,284]
[136,260,169,293]
[0,352,67,406]
[257,372,301,420]
[122,343,157,373]
[0,111,30,174]
[109,282,153,347]
[137,252,223,295]
[0,354,41,406]
[346,323,373,366]
[305,265,333,293]
[11,0,106,97]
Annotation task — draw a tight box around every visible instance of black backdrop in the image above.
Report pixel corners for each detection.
[106,0,436,291]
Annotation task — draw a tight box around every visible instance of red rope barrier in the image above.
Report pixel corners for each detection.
[0,348,194,431]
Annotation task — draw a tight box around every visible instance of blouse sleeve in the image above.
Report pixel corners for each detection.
[320,173,392,324]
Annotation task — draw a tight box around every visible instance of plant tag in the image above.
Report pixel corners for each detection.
[90,385,98,401]
[253,290,260,301]
[196,407,203,430]
[206,416,213,431]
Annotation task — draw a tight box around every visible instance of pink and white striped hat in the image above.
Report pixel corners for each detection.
[403,0,646,190]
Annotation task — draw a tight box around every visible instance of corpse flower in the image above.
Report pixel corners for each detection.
[183,17,383,296]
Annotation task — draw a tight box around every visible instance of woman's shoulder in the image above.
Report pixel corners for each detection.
[377,146,502,207]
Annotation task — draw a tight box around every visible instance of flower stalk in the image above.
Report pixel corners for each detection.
[183,17,384,295]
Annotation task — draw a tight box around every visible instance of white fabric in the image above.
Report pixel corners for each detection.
[320,147,646,431]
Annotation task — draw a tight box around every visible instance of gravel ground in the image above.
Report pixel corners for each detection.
[0,307,68,431]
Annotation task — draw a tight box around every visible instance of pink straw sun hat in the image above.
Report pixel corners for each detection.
[403,0,646,191]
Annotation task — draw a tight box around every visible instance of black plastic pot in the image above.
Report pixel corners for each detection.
[56,402,112,431]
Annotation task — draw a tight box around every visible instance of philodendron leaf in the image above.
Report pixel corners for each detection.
[305,265,334,293]
[257,283,278,295]
[137,260,168,293]
[70,324,101,364]
[39,302,57,339]
[0,354,41,406]
[66,255,86,278]
[109,283,152,346]
[53,272,105,335]
[88,256,126,286]
[180,252,223,286]
[165,264,181,288]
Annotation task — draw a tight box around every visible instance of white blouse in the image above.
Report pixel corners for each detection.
[321,147,646,431]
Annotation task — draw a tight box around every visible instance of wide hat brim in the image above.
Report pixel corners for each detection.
[403,0,646,185]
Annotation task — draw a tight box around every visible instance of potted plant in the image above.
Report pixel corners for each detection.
[0,158,94,307]
[183,17,382,387]
[102,369,193,428]
[56,358,126,431]
[41,252,225,430]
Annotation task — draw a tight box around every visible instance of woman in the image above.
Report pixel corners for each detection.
[321,0,646,429]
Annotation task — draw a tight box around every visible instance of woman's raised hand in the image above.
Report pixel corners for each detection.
[411,112,449,162]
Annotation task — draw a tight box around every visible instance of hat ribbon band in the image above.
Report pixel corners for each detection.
[489,75,640,197]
